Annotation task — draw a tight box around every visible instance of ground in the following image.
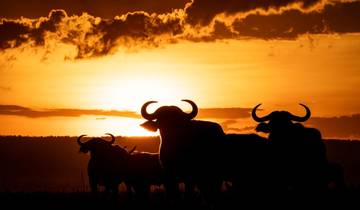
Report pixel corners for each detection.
[0,189,359,210]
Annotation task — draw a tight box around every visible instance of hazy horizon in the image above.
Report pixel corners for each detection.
[0,103,360,138]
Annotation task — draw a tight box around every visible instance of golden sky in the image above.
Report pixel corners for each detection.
[0,0,359,138]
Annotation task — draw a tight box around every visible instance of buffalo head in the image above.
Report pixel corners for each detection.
[77,133,116,153]
[252,103,311,133]
[140,99,198,132]
[77,133,136,155]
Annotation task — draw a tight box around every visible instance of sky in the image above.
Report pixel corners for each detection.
[0,0,359,138]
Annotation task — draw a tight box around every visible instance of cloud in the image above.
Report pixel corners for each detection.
[184,0,322,26]
[71,11,184,59]
[220,119,256,133]
[0,86,11,91]
[218,114,360,139]
[1,104,359,138]
[0,104,140,118]
[0,9,184,58]
[229,1,360,40]
[185,0,360,41]
[202,109,360,139]
[306,114,360,139]
[0,1,359,58]
[198,107,252,119]
[0,104,254,119]
[0,0,189,19]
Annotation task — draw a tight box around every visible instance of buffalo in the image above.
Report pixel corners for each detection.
[251,103,342,191]
[140,100,275,198]
[140,100,225,199]
[124,150,164,200]
[77,133,134,197]
[77,134,163,200]
[221,133,272,192]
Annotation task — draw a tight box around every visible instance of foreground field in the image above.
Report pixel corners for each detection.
[1,190,359,210]
[1,136,360,192]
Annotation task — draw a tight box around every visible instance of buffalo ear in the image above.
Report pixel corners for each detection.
[140,121,159,132]
[255,123,271,133]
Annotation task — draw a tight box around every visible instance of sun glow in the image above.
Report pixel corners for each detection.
[92,73,192,112]
[86,117,157,137]
[119,76,189,108]
[87,68,193,136]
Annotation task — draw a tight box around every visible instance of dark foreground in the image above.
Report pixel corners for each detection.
[1,190,360,210]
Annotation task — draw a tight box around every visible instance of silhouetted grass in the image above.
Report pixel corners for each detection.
[0,189,359,210]
[1,136,360,209]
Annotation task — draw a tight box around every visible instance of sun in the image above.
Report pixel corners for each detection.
[120,77,187,107]
[93,74,191,112]
[88,74,192,136]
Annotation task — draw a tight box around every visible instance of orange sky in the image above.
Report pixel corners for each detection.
[0,0,359,138]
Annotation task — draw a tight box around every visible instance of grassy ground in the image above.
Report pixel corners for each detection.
[0,189,359,210]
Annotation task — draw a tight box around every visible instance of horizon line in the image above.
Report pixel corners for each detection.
[0,135,359,141]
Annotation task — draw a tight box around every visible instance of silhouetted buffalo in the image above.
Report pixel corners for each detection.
[252,104,333,190]
[125,151,164,200]
[221,133,272,192]
[141,100,225,199]
[78,134,164,200]
[78,133,134,197]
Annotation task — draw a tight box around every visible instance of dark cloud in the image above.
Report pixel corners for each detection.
[0,0,189,18]
[185,0,321,26]
[0,9,184,58]
[0,104,140,118]
[0,1,359,58]
[71,11,183,59]
[185,1,360,41]
[0,10,66,49]
[229,1,360,40]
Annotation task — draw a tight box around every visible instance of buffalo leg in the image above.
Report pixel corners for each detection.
[89,176,98,194]
[197,178,222,206]
[164,177,180,202]
[133,183,150,205]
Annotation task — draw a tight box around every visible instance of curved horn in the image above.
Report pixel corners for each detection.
[291,103,311,122]
[105,133,115,144]
[77,135,87,145]
[252,103,271,122]
[141,101,158,120]
[182,99,198,119]
[128,146,137,154]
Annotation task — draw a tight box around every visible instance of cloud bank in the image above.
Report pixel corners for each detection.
[307,115,360,139]
[0,0,359,58]
[0,0,189,19]
[1,104,359,138]
[0,104,252,119]
[0,104,140,118]
[0,86,11,91]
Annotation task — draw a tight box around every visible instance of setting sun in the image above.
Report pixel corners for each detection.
[96,74,192,111]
